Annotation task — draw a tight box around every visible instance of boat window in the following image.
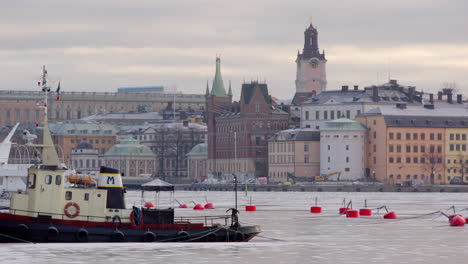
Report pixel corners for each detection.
[65,191,72,200]
[55,175,62,185]
[84,193,89,201]
[45,175,52,185]
[28,174,36,188]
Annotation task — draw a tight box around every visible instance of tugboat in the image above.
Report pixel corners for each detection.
[0,67,261,243]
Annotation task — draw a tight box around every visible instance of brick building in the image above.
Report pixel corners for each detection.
[205,58,289,181]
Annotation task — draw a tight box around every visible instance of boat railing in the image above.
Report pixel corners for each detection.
[174,215,232,227]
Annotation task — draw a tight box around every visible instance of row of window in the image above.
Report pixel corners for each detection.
[449,144,468,151]
[389,132,443,140]
[326,156,350,163]
[269,142,294,153]
[389,145,442,153]
[388,156,442,163]
[269,155,294,164]
[71,139,114,145]
[0,108,41,120]
[388,174,442,180]
[304,109,359,120]
[449,133,467,141]
[447,168,468,173]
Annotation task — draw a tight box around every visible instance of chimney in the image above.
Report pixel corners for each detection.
[353,85,358,91]
[396,103,407,110]
[457,94,462,104]
[408,87,414,103]
[448,93,453,104]
[438,91,442,100]
[341,85,349,92]
[429,94,434,104]
[372,86,379,102]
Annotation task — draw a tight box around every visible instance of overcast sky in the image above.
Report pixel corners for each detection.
[1,0,467,99]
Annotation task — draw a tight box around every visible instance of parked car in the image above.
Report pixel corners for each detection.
[450,177,466,185]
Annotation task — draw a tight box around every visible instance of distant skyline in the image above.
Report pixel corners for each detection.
[1,0,467,99]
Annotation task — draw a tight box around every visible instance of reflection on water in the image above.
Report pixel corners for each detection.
[2,191,468,263]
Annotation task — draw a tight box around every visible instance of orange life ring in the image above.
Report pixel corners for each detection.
[64,202,80,218]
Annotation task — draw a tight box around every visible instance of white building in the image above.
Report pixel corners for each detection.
[301,80,423,130]
[320,119,368,181]
[71,141,100,174]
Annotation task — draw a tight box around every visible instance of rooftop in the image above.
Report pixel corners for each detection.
[50,120,118,136]
[104,137,155,157]
[269,128,320,141]
[321,118,368,131]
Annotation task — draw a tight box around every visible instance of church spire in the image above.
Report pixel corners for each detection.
[210,57,228,97]
[227,80,233,97]
[205,80,210,97]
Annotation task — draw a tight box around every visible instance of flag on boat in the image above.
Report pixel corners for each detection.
[55,81,61,101]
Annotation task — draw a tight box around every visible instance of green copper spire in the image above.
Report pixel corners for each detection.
[210,57,228,97]
[227,80,233,97]
[205,80,210,97]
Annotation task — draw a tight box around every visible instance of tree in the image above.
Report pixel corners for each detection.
[422,151,445,185]
[448,154,468,184]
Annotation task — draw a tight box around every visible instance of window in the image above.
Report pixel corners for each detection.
[421,145,426,152]
[406,133,411,140]
[65,191,72,200]
[346,110,350,118]
[456,144,461,151]
[413,133,418,140]
[438,145,442,153]
[389,133,394,140]
[373,120,377,125]
[328,145,330,151]
[373,145,376,152]
[406,145,411,152]
[413,145,418,152]
[304,144,309,152]
[397,133,401,140]
[346,145,349,151]
[373,131,376,139]
[430,133,434,140]
[305,111,309,120]
[324,111,328,120]
[357,110,361,116]
[27,174,36,188]
[406,157,411,163]
[397,145,401,152]
[55,175,62,185]
[346,156,350,163]
[413,157,418,163]
[420,133,425,140]
[331,111,335,120]
[397,157,401,163]
[304,156,309,163]
[421,157,425,163]
[463,145,467,152]
[438,133,442,140]
[84,193,90,201]
[255,137,261,146]
[45,175,52,185]
[397,174,401,179]
[389,145,394,152]
[450,144,454,151]
[337,111,341,118]
[315,111,320,120]
[430,145,435,153]
[406,174,410,179]
[389,157,394,163]
[450,134,454,140]
[463,134,467,140]
[456,134,461,140]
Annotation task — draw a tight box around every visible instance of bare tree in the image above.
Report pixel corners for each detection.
[448,154,468,183]
[422,151,445,185]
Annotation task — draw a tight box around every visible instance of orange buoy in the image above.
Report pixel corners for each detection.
[346,210,359,218]
[245,205,257,211]
[179,204,188,208]
[204,203,215,209]
[359,208,372,216]
[339,207,350,214]
[144,202,155,208]
[450,215,465,226]
[310,206,322,213]
[193,204,204,210]
[383,211,398,219]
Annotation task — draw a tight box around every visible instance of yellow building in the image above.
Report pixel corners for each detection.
[445,129,468,183]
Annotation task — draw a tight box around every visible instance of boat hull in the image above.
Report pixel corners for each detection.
[0,214,261,243]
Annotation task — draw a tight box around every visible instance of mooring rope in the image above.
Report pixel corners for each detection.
[0,233,35,244]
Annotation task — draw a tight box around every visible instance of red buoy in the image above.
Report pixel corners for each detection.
[144,202,155,208]
[310,206,322,213]
[245,205,257,211]
[179,204,188,208]
[465,217,468,224]
[204,203,215,209]
[339,207,350,214]
[448,214,463,221]
[359,208,372,216]
[383,211,398,219]
[450,215,465,226]
[193,204,204,210]
[346,210,359,218]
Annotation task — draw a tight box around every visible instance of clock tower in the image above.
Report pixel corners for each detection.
[295,23,327,94]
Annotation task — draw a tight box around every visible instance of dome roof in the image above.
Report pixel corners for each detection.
[187,142,208,156]
[75,141,93,150]
[322,118,368,131]
[104,137,154,157]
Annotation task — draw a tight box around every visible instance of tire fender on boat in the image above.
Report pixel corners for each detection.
[142,231,156,242]
[76,228,89,242]
[64,202,80,218]
[177,231,190,241]
[16,224,29,238]
[112,230,125,242]
[205,232,218,242]
[47,226,60,241]
[234,231,245,242]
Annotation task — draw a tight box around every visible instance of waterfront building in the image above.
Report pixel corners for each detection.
[102,137,155,177]
[49,120,118,167]
[70,141,100,174]
[205,58,289,181]
[445,128,468,183]
[120,121,206,183]
[320,119,367,181]
[268,129,320,183]
[187,141,208,181]
[0,89,205,127]
[295,23,327,94]
[301,80,423,130]
[356,104,468,185]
